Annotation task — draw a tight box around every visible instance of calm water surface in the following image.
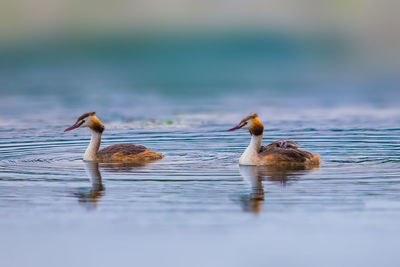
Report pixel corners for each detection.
[0,62,400,266]
[1,93,400,266]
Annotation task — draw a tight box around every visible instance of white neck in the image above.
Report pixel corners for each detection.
[83,130,102,161]
[239,134,263,165]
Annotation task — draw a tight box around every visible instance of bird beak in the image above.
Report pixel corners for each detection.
[228,123,245,131]
[64,121,83,132]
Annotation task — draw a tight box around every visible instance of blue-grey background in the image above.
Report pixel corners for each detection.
[0,1,400,266]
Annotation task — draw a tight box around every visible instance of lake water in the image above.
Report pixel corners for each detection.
[0,37,400,266]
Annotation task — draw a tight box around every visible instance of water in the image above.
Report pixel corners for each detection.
[1,37,400,266]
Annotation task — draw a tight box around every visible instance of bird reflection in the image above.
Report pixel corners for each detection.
[74,162,105,211]
[98,162,146,172]
[239,165,314,213]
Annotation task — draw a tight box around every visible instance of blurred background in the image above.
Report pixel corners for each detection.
[1,1,400,267]
[0,0,399,119]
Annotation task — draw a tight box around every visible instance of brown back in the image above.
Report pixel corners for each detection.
[97,144,147,159]
[259,140,313,163]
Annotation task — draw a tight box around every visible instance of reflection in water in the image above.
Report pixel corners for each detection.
[239,166,265,214]
[99,163,146,172]
[74,162,105,211]
[73,162,148,210]
[239,165,314,213]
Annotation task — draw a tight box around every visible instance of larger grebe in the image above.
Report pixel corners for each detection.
[64,112,163,163]
[228,113,320,167]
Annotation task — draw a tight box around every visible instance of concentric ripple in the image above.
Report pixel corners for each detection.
[1,112,400,219]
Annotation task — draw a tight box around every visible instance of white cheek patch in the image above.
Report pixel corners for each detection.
[242,120,252,129]
[80,119,90,127]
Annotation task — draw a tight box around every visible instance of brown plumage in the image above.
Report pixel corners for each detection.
[64,112,164,164]
[259,140,320,167]
[96,144,163,163]
[77,112,96,121]
[229,113,320,167]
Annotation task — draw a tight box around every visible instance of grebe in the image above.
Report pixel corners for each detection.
[64,112,163,164]
[228,113,320,167]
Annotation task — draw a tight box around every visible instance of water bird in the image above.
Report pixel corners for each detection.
[228,113,320,167]
[64,112,163,163]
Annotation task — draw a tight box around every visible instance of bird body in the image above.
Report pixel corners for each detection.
[65,112,163,164]
[229,113,320,167]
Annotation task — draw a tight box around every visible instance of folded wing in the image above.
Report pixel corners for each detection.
[259,140,314,163]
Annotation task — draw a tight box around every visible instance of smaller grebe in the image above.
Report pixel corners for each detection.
[64,112,163,164]
[228,113,320,167]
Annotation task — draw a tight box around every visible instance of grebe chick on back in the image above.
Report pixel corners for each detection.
[228,113,320,167]
[64,112,163,164]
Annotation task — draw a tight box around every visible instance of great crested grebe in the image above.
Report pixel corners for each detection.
[64,112,163,163]
[228,113,320,167]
